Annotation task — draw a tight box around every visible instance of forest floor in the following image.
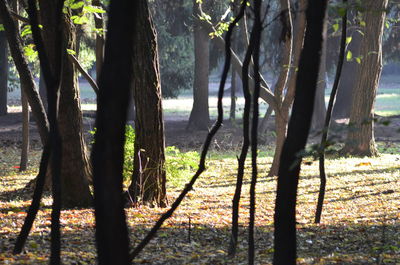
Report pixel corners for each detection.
[0,109,400,264]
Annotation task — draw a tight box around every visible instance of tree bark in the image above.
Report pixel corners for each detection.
[273,0,328,263]
[92,0,133,262]
[57,13,92,208]
[0,30,8,116]
[128,0,166,207]
[332,7,362,119]
[341,0,388,156]
[187,0,210,131]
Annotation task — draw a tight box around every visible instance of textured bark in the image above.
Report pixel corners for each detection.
[0,1,49,144]
[128,0,166,207]
[341,0,388,156]
[273,0,328,263]
[187,0,210,130]
[57,14,92,208]
[0,30,8,116]
[92,0,133,262]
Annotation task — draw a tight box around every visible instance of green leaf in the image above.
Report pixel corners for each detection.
[0,24,4,31]
[66,49,76,55]
[337,7,346,17]
[21,25,32,37]
[346,36,352,45]
[70,1,84,9]
[83,5,106,14]
[360,20,366,27]
[346,50,352,61]
[355,57,362,64]
[332,23,339,33]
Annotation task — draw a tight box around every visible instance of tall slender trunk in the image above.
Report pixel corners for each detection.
[273,1,328,263]
[187,0,210,130]
[268,0,294,177]
[19,89,29,171]
[0,30,8,116]
[92,0,133,262]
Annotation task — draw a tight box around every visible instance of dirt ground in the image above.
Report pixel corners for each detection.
[1,107,400,154]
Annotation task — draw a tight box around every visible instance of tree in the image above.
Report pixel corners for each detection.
[128,0,167,207]
[341,0,388,156]
[273,0,328,263]
[331,5,362,119]
[38,2,92,207]
[91,0,133,262]
[187,0,210,131]
[0,29,8,116]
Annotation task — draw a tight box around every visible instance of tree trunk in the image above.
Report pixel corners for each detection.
[92,0,133,262]
[20,89,29,171]
[273,0,328,263]
[0,30,8,116]
[187,0,210,131]
[332,8,362,119]
[341,0,388,156]
[128,0,166,207]
[0,0,49,145]
[311,22,328,131]
[57,13,92,208]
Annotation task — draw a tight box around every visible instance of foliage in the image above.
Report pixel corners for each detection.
[165,146,199,188]
[149,0,194,98]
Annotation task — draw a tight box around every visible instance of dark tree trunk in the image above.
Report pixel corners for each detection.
[273,0,328,263]
[0,30,8,116]
[311,22,328,131]
[341,0,388,156]
[128,0,166,207]
[92,0,134,263]
[0,0,49,145]
[57,13,92,208]
[187,0,210,130]
[19,90,29,171]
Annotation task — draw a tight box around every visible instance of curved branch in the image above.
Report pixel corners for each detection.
[68,53,99,95]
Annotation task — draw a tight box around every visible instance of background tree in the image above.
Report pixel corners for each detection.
[128,0,166,207]
[0,28,8,116]
[187,0,210,130]
[341,0,388,156]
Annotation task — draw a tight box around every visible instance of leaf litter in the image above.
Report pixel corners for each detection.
[0,146,399,264]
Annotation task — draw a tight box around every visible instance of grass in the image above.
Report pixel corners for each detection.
[0,144,399,264]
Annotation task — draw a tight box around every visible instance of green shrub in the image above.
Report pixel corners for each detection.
[91,126,199,187]
[165,146,199,188]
